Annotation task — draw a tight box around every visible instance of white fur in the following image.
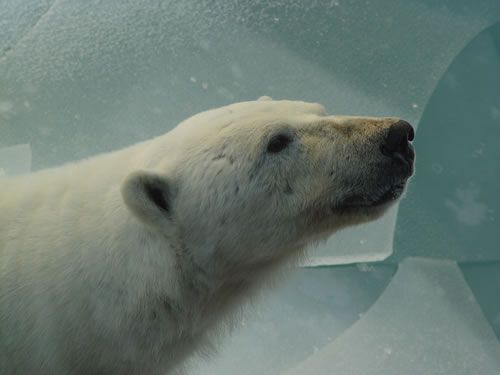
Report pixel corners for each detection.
[0,99,405,374]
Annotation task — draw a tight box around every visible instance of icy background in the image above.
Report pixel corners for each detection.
[1,1,500,374]
[2,0,499,265]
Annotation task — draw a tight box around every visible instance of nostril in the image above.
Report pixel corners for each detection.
[380,120,415,167]
[407,123,415,142]
[382,120,414,153]
[396,120,414,142]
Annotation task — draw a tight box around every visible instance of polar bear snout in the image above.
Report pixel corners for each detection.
[327,117,416,213]
[379,120,415,177]
[361,119,415,207]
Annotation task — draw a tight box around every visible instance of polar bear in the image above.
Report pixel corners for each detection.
[0,98,414,374]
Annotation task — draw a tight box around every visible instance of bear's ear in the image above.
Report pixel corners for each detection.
[121,171,174,227]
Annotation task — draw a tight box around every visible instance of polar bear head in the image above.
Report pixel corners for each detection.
[122,98,414,274]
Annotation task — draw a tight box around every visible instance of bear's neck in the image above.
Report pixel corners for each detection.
[170,243,303,335]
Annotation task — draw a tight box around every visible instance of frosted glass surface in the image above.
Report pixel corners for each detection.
[1,0,499,264]
[287,258,500,375]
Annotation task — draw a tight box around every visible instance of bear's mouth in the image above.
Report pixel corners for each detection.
[334,181,407,211]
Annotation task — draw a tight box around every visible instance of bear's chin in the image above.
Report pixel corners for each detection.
[334,201,393,223]
[312,182,407,232]
[333,181,406,212]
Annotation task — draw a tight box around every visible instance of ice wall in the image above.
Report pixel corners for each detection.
[187,265,396,375]
[392,22,500,262]
[287,258,500,375]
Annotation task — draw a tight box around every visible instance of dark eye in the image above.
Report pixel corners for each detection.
[267,134,292,153]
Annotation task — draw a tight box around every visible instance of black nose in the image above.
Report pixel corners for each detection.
[380,120,415,167]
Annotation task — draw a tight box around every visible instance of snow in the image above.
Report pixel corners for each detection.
[286,258,500,375]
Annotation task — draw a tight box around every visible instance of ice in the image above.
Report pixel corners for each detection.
[0,0,54,63]
[187,265,396,375]
[286,258,500,375]
[461,263,500,339]
[0,143,32,176]
[445,184,488,226]
[303,205,398,266]
[0,3,499,374]
[392,22,500,262]
[0,100,15,118]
